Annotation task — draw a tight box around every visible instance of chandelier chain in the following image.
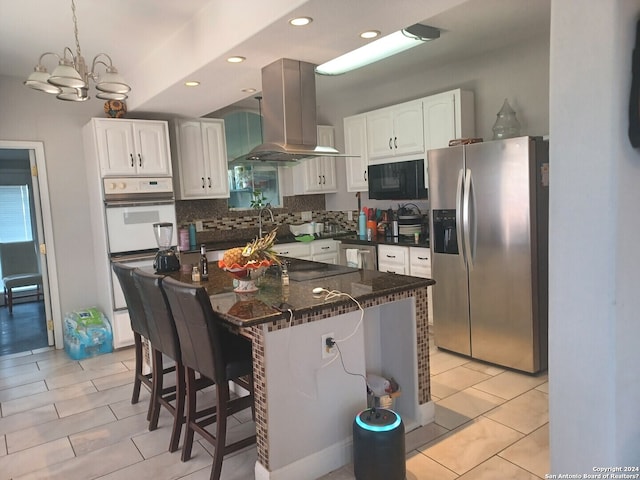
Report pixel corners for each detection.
[71,0,82,59]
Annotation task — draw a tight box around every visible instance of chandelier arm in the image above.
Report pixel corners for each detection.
[37,52,61,66]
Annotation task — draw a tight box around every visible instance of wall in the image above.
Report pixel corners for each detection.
[0,76,103,317]
[549,0,640,470]
[318,35,550,213]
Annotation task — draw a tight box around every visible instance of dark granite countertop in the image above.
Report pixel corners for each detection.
[163,257,433,328]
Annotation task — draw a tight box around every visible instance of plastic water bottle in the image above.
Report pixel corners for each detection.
[358,210,366,240]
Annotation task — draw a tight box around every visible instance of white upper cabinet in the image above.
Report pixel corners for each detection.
[366,99,424,161]
[423,89,475,152]
[171,118,230,199]
[292,125,337,194]
[90,118,172,177]
[343,114,368,192]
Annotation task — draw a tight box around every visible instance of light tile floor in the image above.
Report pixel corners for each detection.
[0,337,549,479]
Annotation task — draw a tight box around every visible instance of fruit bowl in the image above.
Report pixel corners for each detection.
[218,259,273,293]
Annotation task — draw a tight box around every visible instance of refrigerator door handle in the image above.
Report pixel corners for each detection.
[456,168,466,267]
[462,168,475,270]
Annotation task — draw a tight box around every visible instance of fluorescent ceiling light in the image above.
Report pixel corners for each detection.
[316,23,440,76]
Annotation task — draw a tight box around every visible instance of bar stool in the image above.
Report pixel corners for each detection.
[111,263,174,417]
[133,269,212,453]
[161,276,256,480]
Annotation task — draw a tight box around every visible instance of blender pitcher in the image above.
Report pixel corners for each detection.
[153,222,180,272]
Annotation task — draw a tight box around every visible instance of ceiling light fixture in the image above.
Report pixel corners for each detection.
[316,23,440,76]
[289,16,313,27]
[184,81,200,87]
[360,30,381,39]
[227,56,246,63]
[23,0,130,102]
[242,88,257,93]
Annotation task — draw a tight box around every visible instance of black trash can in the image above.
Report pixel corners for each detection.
[353,408,405,480]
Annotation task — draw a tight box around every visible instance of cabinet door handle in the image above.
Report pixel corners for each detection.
[322,175,326,184]
[129,154,134,167]
[321,246,330,250]
[418,256,428,260]
[386,254,396,258]
[208,177,211,188]
[394,137,398,149]
[201,177,205,188]
[364,170,367,181]
[318,175,322,185]
[279,251,289,255]
[389,138,393,150]
[138,153,142,167]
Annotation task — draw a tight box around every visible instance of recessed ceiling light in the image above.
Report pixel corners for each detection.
[289,16,312,27]
[242,88,257,93]
[184,81,200,87]
[360,30,381,39]
[227,56,246,63]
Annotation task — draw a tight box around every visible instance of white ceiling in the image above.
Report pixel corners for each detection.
[0,0,549,117]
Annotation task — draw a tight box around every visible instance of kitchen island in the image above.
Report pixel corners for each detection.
[168,258,434,480]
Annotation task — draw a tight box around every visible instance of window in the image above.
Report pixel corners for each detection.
[0,185,33,242]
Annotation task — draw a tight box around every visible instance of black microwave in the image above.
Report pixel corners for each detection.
[368,159,428,200]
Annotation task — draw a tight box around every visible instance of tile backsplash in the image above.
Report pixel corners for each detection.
[175,195,356,244]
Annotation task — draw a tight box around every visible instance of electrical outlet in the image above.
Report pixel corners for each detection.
[321,333,337,359]
[301,211,313,222]
[347,210,353,221]
[195,220,204,232]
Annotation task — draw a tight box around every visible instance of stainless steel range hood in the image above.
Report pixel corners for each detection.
[236,58,341,164]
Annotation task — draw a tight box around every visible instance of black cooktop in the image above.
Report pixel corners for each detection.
[283,257,359,282]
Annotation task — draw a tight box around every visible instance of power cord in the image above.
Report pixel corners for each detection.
[313,288,365,344]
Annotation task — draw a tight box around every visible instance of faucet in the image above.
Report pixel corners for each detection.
[258,204,275,237]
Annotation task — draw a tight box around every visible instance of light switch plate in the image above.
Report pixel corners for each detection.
[347,210,353,221]
[301,211,312,221]
[195,220,204,232]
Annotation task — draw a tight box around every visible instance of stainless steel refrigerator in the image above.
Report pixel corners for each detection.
[428,136,549,373]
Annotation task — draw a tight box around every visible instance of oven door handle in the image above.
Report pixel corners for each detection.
[104,199,175,208]
[111,253,157,263]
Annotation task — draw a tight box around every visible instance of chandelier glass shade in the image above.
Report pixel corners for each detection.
[24,0,130,102]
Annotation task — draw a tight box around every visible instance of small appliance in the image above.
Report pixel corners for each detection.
[153,222,180,273]
[353,408,405,480]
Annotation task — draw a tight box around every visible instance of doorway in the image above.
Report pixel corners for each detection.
[0,142,60,355]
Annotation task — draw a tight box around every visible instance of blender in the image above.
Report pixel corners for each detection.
[153,222,180,273]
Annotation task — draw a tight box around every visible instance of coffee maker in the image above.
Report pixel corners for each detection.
[153,222,180,273]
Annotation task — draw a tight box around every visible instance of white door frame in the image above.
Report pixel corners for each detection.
[0,140,61,348]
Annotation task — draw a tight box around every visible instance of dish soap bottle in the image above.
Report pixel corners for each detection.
[358,209,366,240]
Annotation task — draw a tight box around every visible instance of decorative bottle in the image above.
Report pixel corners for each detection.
[358,209,367,240]
[199,245,208,280]
[492,98,521,140]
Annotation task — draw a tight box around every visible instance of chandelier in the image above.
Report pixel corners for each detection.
[24,0,130,102]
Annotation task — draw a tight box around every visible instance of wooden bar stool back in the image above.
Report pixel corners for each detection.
[161,276,256,480]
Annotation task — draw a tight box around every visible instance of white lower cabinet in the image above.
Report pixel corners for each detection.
[272,239,338,264]
[377,245,410,274]
[272,242,312,260]
[409,246,434,325]
[311,239,339,264]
